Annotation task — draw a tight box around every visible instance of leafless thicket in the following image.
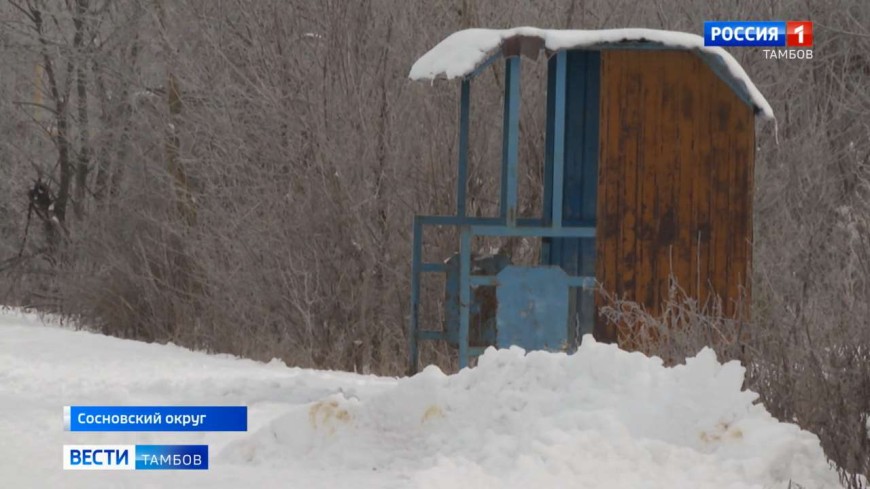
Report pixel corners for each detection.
[0,0,868,484]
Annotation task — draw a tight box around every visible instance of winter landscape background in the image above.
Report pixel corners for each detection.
[0,309,849,487]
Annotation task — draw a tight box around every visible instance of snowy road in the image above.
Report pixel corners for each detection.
[0,310,396,488]
[0,309,841,488]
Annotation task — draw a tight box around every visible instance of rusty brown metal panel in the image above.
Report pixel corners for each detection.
[595,50,755,348]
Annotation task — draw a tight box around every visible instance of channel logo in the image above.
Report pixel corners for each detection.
[63,445,134,471]
[787,21,813,47]
[704,21,813,47]
[63,445,208,470]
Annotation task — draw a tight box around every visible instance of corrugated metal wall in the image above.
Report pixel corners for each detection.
[543,50,601,347]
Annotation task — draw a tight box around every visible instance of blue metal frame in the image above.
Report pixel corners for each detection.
[416,215,541,226]
[458,227,472,368]
[501,57,521,226]
[467,52,502,80]
[471,224,593,238]
[412,214,596,234]
[407,52,598,374]
[408,218,422,372]
[551,51,567,228]
[408,215,597,372]
[544,50,601,345]
[457,79,470,216]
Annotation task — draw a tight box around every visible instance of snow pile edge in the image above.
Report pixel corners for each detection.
[221,336,838,488]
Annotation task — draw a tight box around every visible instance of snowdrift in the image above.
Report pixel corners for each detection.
[221,337,840,488]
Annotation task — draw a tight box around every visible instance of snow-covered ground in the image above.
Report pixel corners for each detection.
[0,308,842,488]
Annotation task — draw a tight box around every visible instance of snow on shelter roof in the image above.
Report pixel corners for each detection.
[409,27,773,119]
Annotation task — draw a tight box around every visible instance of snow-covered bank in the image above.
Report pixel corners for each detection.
[223,342,839,488]
[0,309,842,488]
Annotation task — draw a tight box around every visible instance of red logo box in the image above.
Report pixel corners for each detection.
[787,21,813,47]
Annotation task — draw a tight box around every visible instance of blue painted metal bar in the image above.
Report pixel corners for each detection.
[470,224,595,238]
[552,50,567,228]
[502,57,521,226]
[500,72,509,220]
[552,50,601,346]
[419,215,500,226]
[408,217,423,374]
[543,55,556,228]
[457,79,470,217]
[458,227,472,369]
[417,215,544,227]
[467,52,502,79]
[421,263,447,273]
[542,55,561,266]
[580,52,601,227]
